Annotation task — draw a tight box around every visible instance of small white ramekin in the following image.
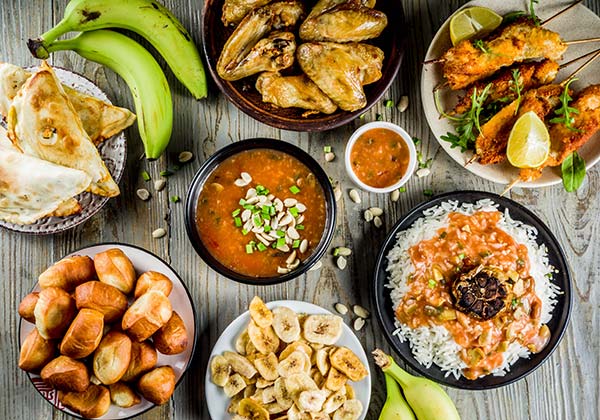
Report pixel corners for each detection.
[344,121,417,193]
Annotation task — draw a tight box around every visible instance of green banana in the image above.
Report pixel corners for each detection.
[380,373,416,420]
[373,349,461,420]
[27,0,207,99]
[44,30,173,160]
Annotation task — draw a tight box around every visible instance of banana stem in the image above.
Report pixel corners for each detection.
[372,349,413,388]
[27,20,72,59]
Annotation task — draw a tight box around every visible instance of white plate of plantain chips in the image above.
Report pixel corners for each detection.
[206,297,371,420]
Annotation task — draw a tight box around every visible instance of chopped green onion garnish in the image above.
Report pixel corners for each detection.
[257,243,267,252]
[359,113,366,120]
[243,204,255,210]
[289,207,299,217]
[324,146,332,153]
[141,170,151,181]
[333,248,340,257]
[242,229,249,235]
[399,186,406,193]
[276,230,285,238]
[160,170,173,177]
[385,99,394,108]
[264,225,272,232]
[296,225,305,230]
[423,189,434,196]
[234,217,242,227]
[412,137,422,146]
[428,279,437,289]
[232,209,241,217]
[269,206,276,216]
[289,185,301,194]
[245,244,254,254]
[256,185,269,195]
[170,195,180,203]
[458,253,465,260]
[292,240,300,248]
[239,198,246,206]
[376,113,383,121]
[276,238,286,248]
[253,215,263,227]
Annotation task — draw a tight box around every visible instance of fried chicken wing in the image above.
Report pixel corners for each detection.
[442,20,567,90]
[256,72,338,114]
[520,84,600,181]
[222,0,273,26]
[299,0,387,43]
[217,1,304,81]
[297,42,383,111]
[220,32,296,81]
[475,84,563,165]
[454,59,560,115]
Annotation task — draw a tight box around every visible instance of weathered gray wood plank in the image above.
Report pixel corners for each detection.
[1,0,599,419]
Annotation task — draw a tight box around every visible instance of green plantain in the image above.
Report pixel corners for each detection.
[373,349,461,420]
[28,0,207,99]
[43,30,173,160]
[380,372,416,420]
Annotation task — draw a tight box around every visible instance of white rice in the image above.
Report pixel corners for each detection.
[385,199,561,379]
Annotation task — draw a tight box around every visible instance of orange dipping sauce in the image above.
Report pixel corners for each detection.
[350,128,411,188]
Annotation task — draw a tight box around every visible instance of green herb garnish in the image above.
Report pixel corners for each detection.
[231,209,240,217]
[376,113,384,121]
[561,151,586,192]
[257,243,267,252]
[296,224,305,230]
[550,78,582,133]
[333,248,340,257]
[289,185,301,194]
[510,68,523,115]
[289,207,299,217]
[276,238,286,248]
[246,244,254,254]
[385,100,395,108]
[472,39,489,53]
[256,185,269,195]
[412,137,422,146]
[234,217,242,227]
[438,84,492,152]
[529,0,540,26]
[398,187,406,193]
[160,170,173,177]
[292,240,300,249]
[141,170,151,181]
[170,195,180,203]
[324,146,332,153]
[428,279,437,289]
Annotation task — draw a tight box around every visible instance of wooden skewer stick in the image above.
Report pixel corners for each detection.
[559,48,600,69]
[501,177,521,196]
[565,37,600,46]
[560,48,600,86]
[541,0,584,26]
[464,154,478,166]
[423,57,444,65]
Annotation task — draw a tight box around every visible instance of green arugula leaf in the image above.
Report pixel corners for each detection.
[561,151,586,192]
[549,78,582,132]
[510,68,523,115]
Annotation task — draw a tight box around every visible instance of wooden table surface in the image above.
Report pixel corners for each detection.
[1,1,599,419]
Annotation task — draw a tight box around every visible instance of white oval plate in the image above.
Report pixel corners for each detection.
[18,243,197,420]
[0,67,127,234]
[421,0,600,187]
[205,300,371,420]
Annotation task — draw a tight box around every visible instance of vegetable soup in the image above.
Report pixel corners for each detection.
[195,149,326,278]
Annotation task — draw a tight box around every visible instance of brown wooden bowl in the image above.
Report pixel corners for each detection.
[201,0,406,132]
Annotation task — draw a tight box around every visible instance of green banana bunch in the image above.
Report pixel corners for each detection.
[380,372,416,420]
[28,0,207,100]
[44,30,173,160]
[373,349,461,420]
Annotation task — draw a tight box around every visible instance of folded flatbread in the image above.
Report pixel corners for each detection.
[7,62,120,197]
[0,62,135,145]
[0,126,91,224]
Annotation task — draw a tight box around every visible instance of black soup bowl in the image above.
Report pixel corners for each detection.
[185,138,336,285]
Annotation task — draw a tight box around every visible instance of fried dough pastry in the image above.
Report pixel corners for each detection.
[299,0,387,42]
[256,72,337,114]
[297,42,383,111]
[0,62,135,145]
[7,62,120,197]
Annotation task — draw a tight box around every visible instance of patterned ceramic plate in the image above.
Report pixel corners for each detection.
[205,300,371,420]
[18,243,198,420]
[0,67,127,234]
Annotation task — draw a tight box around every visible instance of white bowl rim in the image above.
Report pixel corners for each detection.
[344,121,417,193]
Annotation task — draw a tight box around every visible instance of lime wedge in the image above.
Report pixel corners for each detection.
[449,6,503,46]
[507,111,550,169]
